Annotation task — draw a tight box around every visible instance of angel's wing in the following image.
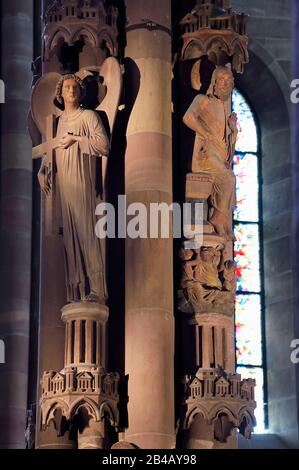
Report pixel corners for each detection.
[27,109,41,148]
[97,57,123,136]
[31,72,62,138]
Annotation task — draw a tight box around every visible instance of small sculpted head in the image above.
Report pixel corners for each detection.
[179,248,193,261]
[56,74,86,109]
[200,247,214,263]
[208,66,234,102]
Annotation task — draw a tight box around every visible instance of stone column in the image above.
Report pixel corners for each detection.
[292,0,299,446]
[35,0,70,449]
[124,0,175,449]
[0,0,34,449]
[176,1,256,449]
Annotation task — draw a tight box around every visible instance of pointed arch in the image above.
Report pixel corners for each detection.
[48,26,72,50]
[184,406,207,429]
[209,404,238,426]
[42,399,70,427]
[46,27,72,61]
[98,30,117,57]
[69,397,101,422]
[234,41,294,440]
[99,401,117,426]
[71,26,99,48]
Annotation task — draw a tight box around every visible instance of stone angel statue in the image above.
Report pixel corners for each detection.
[28,58,122,305]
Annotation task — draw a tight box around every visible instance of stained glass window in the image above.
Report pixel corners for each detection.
[233,90,267,433]
[234,224,261,292]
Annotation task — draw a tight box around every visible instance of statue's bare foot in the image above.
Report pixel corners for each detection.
[84,292,100,303]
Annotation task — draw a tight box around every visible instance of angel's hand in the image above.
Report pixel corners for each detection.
[59,133,76,149]
[38,170,51,196]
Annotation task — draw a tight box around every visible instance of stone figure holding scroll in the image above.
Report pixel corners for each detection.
[38,74,109,303]
[183,66,238,238]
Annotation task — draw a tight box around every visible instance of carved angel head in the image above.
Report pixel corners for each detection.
[55,73,86,109]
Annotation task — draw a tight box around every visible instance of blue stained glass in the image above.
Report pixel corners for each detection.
[233,90,266,432]
[234,223,261,292]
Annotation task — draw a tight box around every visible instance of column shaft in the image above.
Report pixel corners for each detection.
[124,0,175,449]
[36,0,67,448]
[0,0,34,449]
[292,0,299,444]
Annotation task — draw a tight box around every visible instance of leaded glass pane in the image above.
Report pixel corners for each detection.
[233,90,265,433]
[233,89,258,153]
[233,153,259,222]
[235,294,262,366]
[234,223,261,292]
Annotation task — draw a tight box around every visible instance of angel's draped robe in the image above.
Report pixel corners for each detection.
[55,108,109,302]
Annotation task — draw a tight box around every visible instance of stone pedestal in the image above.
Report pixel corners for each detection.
[61,302,108,371]
[180,367,256,449]
[192,313,235,373]
[184,173,214,241]
[39,302,119,449]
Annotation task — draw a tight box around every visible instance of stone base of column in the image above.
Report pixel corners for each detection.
[77,420,106,449]
[179,367,256,449]
[37,420,76,449]
[38,301,120,448]
[123,433,175,450]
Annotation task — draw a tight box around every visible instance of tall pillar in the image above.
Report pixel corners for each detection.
[177,1,255,449]
[291,0,299,446]
[124,0,175,449]
[32,0,120,449]
[0,0,34,449]
[35,0,67,449]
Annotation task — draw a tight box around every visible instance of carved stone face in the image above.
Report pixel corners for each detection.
[61,78,81,107]
[179,248,193,261]
[214,70,234,101]
[200,247,214,263]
